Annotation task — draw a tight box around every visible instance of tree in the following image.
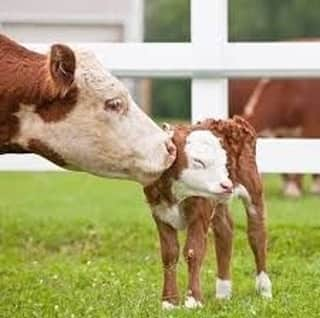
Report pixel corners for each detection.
[145,0,190,120]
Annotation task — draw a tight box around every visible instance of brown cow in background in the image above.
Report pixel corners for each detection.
[229,79,320,198]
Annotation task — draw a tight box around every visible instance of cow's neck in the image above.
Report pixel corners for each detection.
[0,35,57,106]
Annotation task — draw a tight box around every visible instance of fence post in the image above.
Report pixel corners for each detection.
[191,0,228,122]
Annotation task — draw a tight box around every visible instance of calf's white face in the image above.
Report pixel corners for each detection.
[173,130,233,202]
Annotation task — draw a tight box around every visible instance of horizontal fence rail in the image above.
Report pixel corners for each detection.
[1,139,320,173]
[26,42,320,78]
[1,0,319,174]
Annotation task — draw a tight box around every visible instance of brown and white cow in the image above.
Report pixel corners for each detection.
[0,34,176,184]
[144,116,272,309]
[229,78,320,197]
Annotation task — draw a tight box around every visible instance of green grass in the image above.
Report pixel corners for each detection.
[0,173,320,317]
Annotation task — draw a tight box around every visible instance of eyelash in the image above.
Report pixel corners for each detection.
[193,158,206,169]
[104,98,122,112]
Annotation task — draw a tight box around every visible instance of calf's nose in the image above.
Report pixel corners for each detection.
[220,180,233,193]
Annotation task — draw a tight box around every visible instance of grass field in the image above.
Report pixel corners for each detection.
[0,172,320,317]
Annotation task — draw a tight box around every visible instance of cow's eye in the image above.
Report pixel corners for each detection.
[193,158,206,169]
[104,98,123,112]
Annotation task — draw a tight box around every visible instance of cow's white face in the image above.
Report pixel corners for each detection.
[172,130,233,202]
[13,48,176,185]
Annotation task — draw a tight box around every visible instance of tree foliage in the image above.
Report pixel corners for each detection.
[145,0,190,42]
[229,0,320,41]
[145,0,190,120]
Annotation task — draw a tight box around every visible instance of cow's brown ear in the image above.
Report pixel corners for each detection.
[49,44,76,98]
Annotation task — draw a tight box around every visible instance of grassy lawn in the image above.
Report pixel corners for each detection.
[0,172,320,317]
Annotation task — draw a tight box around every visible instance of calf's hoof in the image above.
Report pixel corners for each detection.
[184,296,203,309]
[216,278,232,300]
[162,301,179,310]
[256,271,272,298]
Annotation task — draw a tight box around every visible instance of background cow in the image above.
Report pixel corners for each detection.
[0,34,176,185]
[229,79,320,197]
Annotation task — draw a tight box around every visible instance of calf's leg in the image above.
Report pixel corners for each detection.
[153,215,180,309]
[237,174,272,298]
[211,204,233,299]
[183,198,212,308]
[245,201,272,298]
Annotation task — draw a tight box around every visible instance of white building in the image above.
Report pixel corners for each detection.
[0,0,148,109]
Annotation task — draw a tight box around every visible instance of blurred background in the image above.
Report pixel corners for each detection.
[2,0,320,121]
[2,0,320,197]
[1,2,320,316]
[145,0,320,121]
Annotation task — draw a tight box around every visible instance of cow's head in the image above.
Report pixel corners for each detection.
[161,124,233,203]
[12,43,176,185]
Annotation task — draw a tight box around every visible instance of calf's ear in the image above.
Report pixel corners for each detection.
[162,122,174,138]
[49,44,76,98]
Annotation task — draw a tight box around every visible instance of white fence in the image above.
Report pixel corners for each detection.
[1,0,320,173]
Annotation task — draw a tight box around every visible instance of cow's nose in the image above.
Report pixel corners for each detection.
[220,180,233,193]
[165,139,177,166]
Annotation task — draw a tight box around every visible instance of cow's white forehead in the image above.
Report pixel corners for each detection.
[73,48,124,94]
[75,49,106,75]
[185,130,227,166]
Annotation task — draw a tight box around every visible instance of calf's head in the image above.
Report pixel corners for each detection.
[10,42,175,185]
[162,124,233,203]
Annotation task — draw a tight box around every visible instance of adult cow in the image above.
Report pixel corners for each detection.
[229,79,320,197]
[0,34,176,184]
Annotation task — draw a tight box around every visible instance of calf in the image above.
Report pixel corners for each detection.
[144,116,272,309]
[0,34,176,185]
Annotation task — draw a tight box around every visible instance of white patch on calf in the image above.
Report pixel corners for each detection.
[234,184,256,215]
[175,130,232,201]
[216,278,232,299]
[256,271,272,298]
[162,301,178,310]
[234,184,251,204]
[153,203,186,230]
[184,296,203,309]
